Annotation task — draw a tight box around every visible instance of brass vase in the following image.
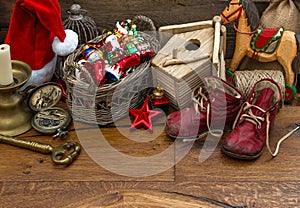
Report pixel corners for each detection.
[0,60,32,136]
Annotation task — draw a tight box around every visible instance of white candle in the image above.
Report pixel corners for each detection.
[0,44,13,86]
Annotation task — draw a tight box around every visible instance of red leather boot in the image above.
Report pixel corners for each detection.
[221,78,282,160]
[165,76,243,139]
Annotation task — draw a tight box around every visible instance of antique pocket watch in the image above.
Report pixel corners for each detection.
[26,83,72,138]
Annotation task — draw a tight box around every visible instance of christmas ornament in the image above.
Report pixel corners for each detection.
[78,60,106,85]
[150,87,169,113]
[129,97,162,132]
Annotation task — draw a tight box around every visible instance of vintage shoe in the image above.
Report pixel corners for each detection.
[221,78,282,160]
[165,76,243,139]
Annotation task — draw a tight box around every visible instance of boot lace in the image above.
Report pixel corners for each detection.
[233,102,288,157]
[191,87,223,138]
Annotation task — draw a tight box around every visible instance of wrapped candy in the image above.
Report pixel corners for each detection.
[125,42,139,54]
[78,59,106,85]
[105,34,123,53]
[105,49,123,66]
[81,45,103,62]
[117,54,141,73]
[93,60,106,85]
[105,54,141,81]
[139,49,155,62]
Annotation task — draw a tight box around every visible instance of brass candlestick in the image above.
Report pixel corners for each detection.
[0,60,33,136]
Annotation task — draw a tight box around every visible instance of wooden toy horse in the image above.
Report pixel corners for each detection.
[220,0,300,101]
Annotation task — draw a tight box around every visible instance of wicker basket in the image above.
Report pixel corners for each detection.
[63,16,160,125]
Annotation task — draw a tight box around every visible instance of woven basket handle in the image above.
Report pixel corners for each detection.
[133,15,159,40]
[132,15,156,31]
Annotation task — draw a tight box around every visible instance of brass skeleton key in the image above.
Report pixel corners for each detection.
[0,134,81,165]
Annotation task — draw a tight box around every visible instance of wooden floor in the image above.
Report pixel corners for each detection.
[1,101,300,207]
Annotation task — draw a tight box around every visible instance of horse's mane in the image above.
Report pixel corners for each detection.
[227,0,260,31]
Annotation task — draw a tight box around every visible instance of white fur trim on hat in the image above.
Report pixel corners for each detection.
[20,56,57,90]
[52,29,78,56]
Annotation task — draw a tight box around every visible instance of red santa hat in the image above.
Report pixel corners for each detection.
[5,0,78,71]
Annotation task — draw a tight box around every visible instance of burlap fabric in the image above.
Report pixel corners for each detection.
[261,0,300,34]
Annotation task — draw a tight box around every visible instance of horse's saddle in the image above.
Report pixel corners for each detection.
[250,27,284,54]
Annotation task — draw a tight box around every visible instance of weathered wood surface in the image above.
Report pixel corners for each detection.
[0,122,174,182]
[1,105,300,207]
[0,0,269,58]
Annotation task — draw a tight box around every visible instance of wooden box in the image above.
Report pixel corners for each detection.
[151,16,226,109]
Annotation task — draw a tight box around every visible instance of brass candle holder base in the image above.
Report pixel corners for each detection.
[0,60,33,136]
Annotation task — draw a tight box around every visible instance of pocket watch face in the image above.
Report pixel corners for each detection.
[29,83,62,111]
[28,83,71,135]
[32,107,71,134]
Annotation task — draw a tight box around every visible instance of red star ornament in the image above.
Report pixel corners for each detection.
[129,98,162,132]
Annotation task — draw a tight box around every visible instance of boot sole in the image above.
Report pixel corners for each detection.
[221,146,263,160]
[166,126,231,142]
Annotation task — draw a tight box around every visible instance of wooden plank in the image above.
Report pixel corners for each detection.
[57,0,230,32]
[1,181,299,207]
[0,1,14,27]
[220,0,270,2]
[175,106,300,182]
[0,28,8,44]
